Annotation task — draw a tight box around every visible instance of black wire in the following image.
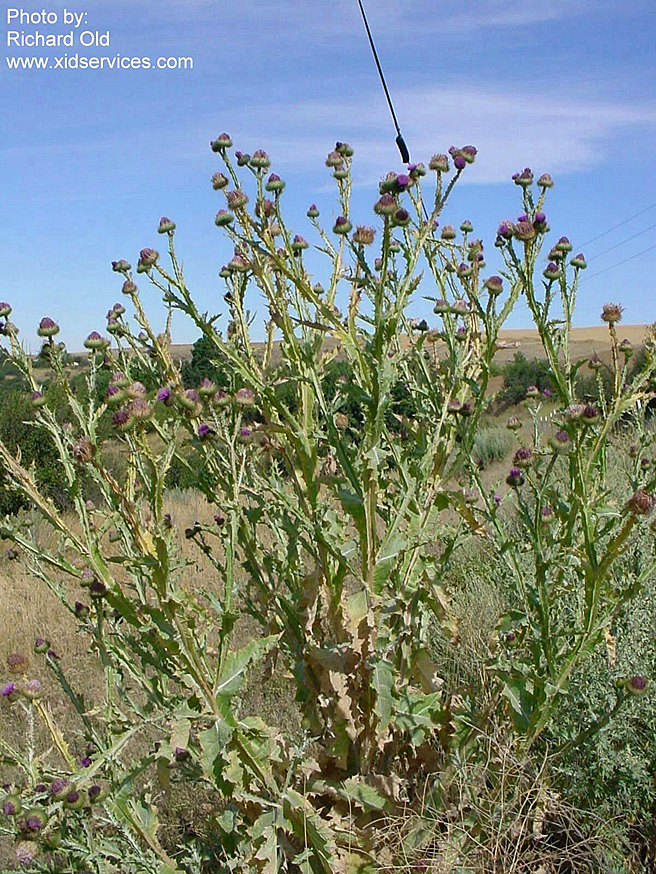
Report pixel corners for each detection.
[356,0,410,164]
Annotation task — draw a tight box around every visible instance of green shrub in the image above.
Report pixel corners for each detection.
[473,426,514,468]
[500,351,553,404]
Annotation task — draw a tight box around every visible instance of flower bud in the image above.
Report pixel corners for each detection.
[265,173,285,193]
[537,173,554,188]
[513,447,533,468]
[122,279,137,295]
[570,253,587,269]
[626,675,648,696]
[111,260,131,273]
[158,217,176,235]
[211,172,229,190]
[460,219,473,233]
[555,236,573,253]
[306,204,320,219]
[512,167,534,187]
[290,235,309,254]
[620,339,633,358]
[393,209,410,227]
[374,194,397,216]
[484,275,503,295]
[543,262,560,281]
[506,416,522,431]
[34,636,49,655]
[506,467,525,488]
[210,133,232,151]
[0,303,12,318]
[2,794,21,816]
[30,390,46,409]
[235,150,250,166]
[333,216,352,235]
[226,190,249,210]
[64,790,85,811]
[37,317,59,338]
[20,679,42,700]
[84,331,109,351]
[136,248,159,273]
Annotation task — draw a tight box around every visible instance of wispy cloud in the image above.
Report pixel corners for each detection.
[217,85,656,185]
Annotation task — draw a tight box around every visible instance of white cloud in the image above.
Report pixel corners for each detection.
[223,85,656,185]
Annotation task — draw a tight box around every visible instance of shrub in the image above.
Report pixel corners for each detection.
[500,351,553,404]
[473,426,514,468]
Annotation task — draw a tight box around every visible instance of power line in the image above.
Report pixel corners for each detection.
[575,202,656,251]
[580,240,656,282]
[356,0,410,163]
[584,222,656,264]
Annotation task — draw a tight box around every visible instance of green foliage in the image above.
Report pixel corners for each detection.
[472,425,514,468]
[181,335,230,389]
[500,351,553,404]
[0,389,69,514]
[0,140,655,872]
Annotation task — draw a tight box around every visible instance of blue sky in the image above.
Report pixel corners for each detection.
[2,0,655,350]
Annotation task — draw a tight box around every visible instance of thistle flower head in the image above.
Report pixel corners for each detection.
[290,235,309,254]
[136,248,159,273]
[512,167,534,187]
[513,447,533,468]
[333,216,352,235]
[374,194,397,216]
[234,387,255,406]
[265,174,285,193]
[537,172,554,188]
[429,154,449,172]
[496,220,515,240]
[514,220,537,242]
[111,259,131,273]
[84,331,109,351]
[122,279,137,295]
[21,679,42,700]
[626,675,648,696]
[2,795,21,816]
[393,209,410,227]
[226,189,249,209]
[627,489,655,516]
[15,841,38,866]
[484,275,503,295]
[570,253,587,269]
[111,408,131,430]
[620,338,634,357]
[601,302,623,324]
[211,172,229,190]
[37,317,59,338]
[7,652,28,674]
[543,262,560,281]
[250,149,271,169]
[1,682,17,698]
[353,226,376,245]
[0,303,12,318]
[306,203,320,218]
[210,133,232,151]
[325,150,342,168]
[158,216,176,234]
[506,467,525,488]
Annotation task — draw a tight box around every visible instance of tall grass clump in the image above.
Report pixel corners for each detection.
[0,143,655,872]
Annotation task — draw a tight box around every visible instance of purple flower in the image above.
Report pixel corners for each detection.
[506,467,525,488]
[156,386,172,404]
[1,682,16,698]
[396,174,410,190]
[81,756,92,768]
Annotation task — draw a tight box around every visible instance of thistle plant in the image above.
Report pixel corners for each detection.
[0,138,654,872]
